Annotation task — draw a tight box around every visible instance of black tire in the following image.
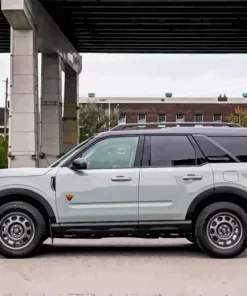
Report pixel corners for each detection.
[186,233,197,245]
[0,201,47,258]
[185,233,202,251]
[195,202,247,258]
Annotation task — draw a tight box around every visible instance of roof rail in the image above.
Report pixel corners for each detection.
[111,122,242,131]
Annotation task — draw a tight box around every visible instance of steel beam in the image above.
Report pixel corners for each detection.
[2,0,247,53]
[1,0,82,73]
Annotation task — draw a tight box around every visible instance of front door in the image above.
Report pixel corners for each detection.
[55,136,141,224]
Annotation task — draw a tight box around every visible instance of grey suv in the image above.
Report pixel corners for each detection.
[0,122,247,259]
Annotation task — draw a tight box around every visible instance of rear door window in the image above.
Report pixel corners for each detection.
[150,135,197,167]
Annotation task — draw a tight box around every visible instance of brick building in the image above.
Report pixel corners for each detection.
[79,96,247,124]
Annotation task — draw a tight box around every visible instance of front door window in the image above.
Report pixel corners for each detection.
[80,137,139,169]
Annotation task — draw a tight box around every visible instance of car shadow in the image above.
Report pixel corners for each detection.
[1,240,247,259]
[36,241,207,258]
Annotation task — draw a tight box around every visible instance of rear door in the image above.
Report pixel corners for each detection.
[138,135,214,221]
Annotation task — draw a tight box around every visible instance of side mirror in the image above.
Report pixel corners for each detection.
[72,158,87,171]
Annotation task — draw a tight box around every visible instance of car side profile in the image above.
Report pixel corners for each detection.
[1,122,247,258]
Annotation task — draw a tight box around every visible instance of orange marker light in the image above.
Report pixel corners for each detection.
[66,195,74,201]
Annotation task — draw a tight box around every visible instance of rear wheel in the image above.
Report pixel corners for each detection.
[0,201,46,258]
[195,202,247,258]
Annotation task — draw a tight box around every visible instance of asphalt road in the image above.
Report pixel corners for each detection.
[0,238,247,296]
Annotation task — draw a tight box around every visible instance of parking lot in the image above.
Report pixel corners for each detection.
[0,238,246,296]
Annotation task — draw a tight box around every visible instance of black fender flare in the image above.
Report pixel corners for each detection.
[185,186,247,220]
[0,188,57,223]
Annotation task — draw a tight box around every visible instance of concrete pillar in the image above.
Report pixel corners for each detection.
[8,29,39,168]
[40,54,63,167]
[63,64,79,154]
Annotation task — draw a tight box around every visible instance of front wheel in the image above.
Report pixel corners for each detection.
[195,202,247,258]
[0,201,47,258]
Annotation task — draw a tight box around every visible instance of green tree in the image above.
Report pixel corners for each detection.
[0,136,8,169]
[227,106,247,127]
[79,103,119,142]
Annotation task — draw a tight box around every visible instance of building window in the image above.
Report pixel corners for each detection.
[138,114,146,123]
[176,114,185,122]
[118,114,126,124]
[158,114,166,123]
[194,114,203,122]
[214,114,222,122]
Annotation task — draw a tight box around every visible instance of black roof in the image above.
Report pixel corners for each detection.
[97,127,247,138]
[1,0,247,53]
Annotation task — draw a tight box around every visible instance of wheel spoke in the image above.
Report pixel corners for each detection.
[1,225,9,235]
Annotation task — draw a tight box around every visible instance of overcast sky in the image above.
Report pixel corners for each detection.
[0,53,247,107]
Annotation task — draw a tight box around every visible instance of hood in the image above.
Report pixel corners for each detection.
[0,167,53,178]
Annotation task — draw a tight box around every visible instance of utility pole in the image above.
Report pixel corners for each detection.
[3,78,8,139]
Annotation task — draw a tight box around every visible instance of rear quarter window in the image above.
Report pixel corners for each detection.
[211,136,247,162]
[193,135,235,163]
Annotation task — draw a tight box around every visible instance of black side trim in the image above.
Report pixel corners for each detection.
[134,136,145,167]
[142,135,151,167]
[0,188,57,223]
[186,186,247,220]
[50,176,56,191]
[186,188,215,220]
[52,220,192,238]
[52,221,138,235]
[187,135,207,165]
[215,186,247,198]
[139,221,191,232]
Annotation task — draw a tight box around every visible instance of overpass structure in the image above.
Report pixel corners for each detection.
[1,0,247,167]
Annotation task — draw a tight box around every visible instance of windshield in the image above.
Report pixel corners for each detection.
[50,136,94,168]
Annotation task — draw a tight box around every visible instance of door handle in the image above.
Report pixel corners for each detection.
[111,176,132,182]
[183,174,203,181]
